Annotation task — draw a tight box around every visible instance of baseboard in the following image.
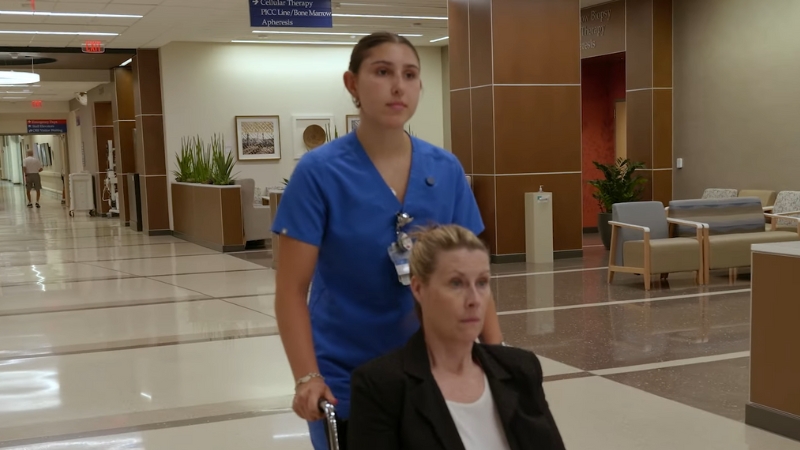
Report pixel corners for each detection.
[555,250,583,260]
[491,250,584,264]
[148,229,175,237]
[172,231,245,253]
[745,403,800,442]
[583,227,598,233]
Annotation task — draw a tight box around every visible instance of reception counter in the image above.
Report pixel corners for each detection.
[747,241,800,441]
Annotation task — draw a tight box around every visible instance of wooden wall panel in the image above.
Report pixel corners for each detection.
[494,86,581,174]
[496,173,582,254]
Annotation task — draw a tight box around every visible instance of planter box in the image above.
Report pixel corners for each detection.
[171,182,245,252]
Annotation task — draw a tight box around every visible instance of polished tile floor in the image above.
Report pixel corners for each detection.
[0,182,796,449]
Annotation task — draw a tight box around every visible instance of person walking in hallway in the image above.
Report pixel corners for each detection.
[271,32,504,449]
[23,149,43,208]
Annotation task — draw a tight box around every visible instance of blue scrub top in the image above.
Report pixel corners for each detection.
[272,132,484,419]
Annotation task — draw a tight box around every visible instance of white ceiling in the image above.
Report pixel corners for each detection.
[0,0,449,49]
[0,81,104,102]
[0,0,606,49]
[0,0,607,103]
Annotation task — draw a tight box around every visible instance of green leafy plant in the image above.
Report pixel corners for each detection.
[209,133,237,185]
[324,124,339,143]
[192,135,213,184]
[588,158,647,213]
[282,178,289,186]
[173,137,195,182]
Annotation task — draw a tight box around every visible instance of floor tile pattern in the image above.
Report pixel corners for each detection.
[0,183,795,449]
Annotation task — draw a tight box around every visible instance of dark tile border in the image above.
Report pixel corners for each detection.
[543,372,594,383]
[0,403,293,449]
[745,403,800,442]
[0,328,278,361]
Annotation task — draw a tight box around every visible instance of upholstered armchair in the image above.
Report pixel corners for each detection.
[702,188,738,199]
[739,190,777,209]
[608,201,706,290]
[234,178,271,243]
[768,191,800,232]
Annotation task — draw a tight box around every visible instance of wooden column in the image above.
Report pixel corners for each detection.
[626,0,673,204]
[93,101,114,215]
[112,67,136,225]
[132,49,170,235]
[450,0,583,262]
[747,246,800,442]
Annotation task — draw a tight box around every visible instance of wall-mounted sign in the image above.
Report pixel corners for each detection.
[82,40,105,54]
[249,0,332,28]
[581,0,625,59]
[31,100,42,108]
[27,120,67,134]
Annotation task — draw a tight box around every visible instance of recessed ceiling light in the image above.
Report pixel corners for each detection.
[430,36,449,43]
[120,58,132,67]
[332,13,447,20]
[0,30,118,36]
[252,30,422,37]
[232,40,356,46]
[2,97,26,100]
[0,10,142,18]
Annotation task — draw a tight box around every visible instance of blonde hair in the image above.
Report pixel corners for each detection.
[410,224,489,283]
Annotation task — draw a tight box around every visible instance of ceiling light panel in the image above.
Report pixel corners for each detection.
[0,30,118,36]
[0,10,142,18]
[332,13,447,20]
[232,40,357,46]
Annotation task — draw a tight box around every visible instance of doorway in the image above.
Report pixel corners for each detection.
[581,52,626,239]
[615,100,627,159]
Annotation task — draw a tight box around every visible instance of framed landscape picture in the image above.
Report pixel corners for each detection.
[346,114,361,133]
[235,116,281,160]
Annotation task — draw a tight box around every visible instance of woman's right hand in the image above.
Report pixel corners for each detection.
[293,377,337,422]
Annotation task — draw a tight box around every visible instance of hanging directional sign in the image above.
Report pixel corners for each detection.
[27,119,67,134]
[249,0,332,28]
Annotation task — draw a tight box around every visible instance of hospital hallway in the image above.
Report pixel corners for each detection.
[0,179,797,450]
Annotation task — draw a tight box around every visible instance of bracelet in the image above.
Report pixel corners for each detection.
[295,372,324,388]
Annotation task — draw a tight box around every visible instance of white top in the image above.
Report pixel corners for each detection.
[23,156,42,174]
[752,241,800,258]
[445,375,512,450]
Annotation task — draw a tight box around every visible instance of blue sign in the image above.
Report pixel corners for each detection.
[249,0,332,28]
[27,119,67,134]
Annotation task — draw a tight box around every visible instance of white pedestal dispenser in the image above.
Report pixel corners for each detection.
[524,188,554,263]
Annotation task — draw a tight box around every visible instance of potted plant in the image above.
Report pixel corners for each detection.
[209,133,238,185]
[588,158,647,250]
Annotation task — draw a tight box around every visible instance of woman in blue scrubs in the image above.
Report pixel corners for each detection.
[272,32,504,449]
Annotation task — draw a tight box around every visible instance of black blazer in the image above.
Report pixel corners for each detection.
[349,331,566,450]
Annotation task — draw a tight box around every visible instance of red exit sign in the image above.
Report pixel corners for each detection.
[81,40,105,54]
[31,100,42,108]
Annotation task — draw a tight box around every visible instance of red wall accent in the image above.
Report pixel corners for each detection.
[582,54,626,228]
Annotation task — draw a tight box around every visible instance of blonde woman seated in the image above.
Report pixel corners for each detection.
[348,225,565,450]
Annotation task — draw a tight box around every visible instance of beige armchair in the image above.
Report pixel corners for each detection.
[234,178,271,243]
[608,201,705,290]
[768,191,800,232]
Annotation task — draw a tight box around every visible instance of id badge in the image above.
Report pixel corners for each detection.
[388,242,412,286]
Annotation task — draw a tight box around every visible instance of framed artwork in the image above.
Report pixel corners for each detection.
[346,115,361,133]
[292,114,334,160]
[235,116,281,160]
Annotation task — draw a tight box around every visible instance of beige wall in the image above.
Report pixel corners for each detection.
[160,42,446,228]
[69,83,114,176]
[674,0,800,198]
